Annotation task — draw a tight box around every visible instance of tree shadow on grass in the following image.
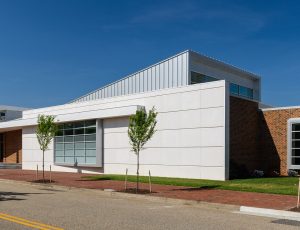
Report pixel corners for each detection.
[171,185,220,191]
[77,177,112,182]
[0,191,53,202]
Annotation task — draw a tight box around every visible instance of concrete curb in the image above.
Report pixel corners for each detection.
[0,178,239,212]
[239,206,300,221]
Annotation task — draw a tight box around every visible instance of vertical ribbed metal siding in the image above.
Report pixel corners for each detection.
[72,51,189,103]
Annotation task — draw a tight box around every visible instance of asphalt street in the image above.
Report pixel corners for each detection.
[0,180,299,230]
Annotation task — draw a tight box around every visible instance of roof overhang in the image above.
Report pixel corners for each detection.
[0,105,142,133]
[0,105,30,111]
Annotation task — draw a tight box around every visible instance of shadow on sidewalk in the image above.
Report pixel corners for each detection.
[171,185,220,191]
[0,191,53,202]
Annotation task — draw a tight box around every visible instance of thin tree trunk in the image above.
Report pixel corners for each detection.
[136,151,139,193]
[42,150,45,182]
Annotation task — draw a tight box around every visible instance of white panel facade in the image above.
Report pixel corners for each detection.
[102,81,228,180]
[19,81,229,180]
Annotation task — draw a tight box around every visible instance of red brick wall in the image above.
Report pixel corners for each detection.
[229,96,261,177]
[230,96,300,177]
[261,108,300,175]
[4,130,22,163]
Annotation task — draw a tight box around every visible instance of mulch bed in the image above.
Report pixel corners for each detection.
[31,179,55,184]
[289,207,300,212]
[119,188,154,194]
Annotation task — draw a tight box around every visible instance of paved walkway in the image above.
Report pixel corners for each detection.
[0,169,297,210]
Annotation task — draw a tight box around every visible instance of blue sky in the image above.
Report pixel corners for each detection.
[0,0,300,108]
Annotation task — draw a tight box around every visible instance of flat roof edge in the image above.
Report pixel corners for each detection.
[189,50,261,80]
[0,105,30,111]
[24,80,226,116]
[261,105,300,112]
[0,105,143,131]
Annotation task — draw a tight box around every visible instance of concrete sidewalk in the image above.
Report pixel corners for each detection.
[0,169,297,210]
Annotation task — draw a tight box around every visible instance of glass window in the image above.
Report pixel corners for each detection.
[65,157,75,163]
[239,86,248,97]
[64,129,74,136]
[85,127,96,134]
[247,88,254,99]
[75,157,85,164]
[190,72,218,84]
[55,143,64,150]
[85,120,96,127]
[55,150,64,156]
[292,157,300,165]
[86,149,96,156]
[0,112,6,120]
[85,134,96,142]
[292,149,300,157]
[293,124,300,131]
[55,156,64,163]
[190,71,255,100]
[65,136,74,143]
[65,149,74,156]
[75,135,85,142]
[56,130,63,136]
[86,157,96,164]
[86,142,96,149]
[292,132,300,139]
[291,124,300,166]
[292,141,300,148]
[54,119,97,165]
[230,83,254,100]
[75,128,84,135]
[75,142,85,149]
[74,121,85,128]
[230,84,239,95]
[75,149,85,157]
[55,137,64,143]
[65,123,74,129]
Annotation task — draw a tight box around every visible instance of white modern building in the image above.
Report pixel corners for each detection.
[0,50,262,180]
[0,105,28,122]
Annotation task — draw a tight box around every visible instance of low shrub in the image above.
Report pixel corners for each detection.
[288,169,299,177]
[252,170,264,178]
[267,170,280,177]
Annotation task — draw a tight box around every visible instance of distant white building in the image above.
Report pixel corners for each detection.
[0,50,262,180]
[0,105,28,122]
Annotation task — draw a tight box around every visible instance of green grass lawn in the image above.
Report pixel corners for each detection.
[82,174,300,196]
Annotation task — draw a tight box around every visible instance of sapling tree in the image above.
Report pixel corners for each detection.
[36,115,57,182]
[128,107,157,192]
